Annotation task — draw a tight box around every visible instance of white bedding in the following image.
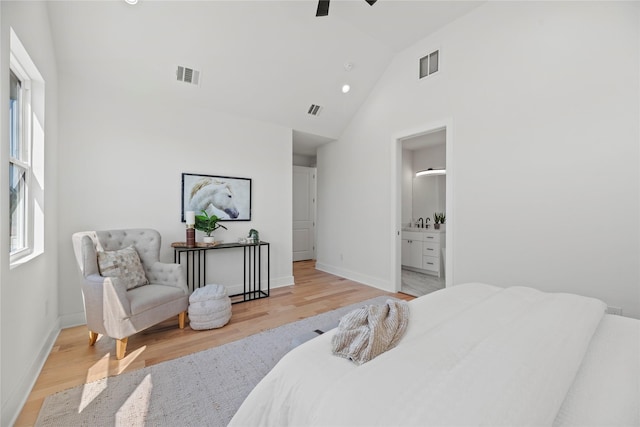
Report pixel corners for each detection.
[229,283,639,426]
[554,314,640,426]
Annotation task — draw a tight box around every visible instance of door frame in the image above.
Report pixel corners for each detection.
[391,118,454,292]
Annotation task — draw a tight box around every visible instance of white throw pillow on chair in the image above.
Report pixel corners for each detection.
[97,245,149,290]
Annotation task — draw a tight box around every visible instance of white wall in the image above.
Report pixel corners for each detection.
[56,75,294,325]
[293,153,316,167]
[317,2,640,317]
[413,144,445,173]
[0,2,59,425]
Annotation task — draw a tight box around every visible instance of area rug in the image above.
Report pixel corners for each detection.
[35,296,397,427]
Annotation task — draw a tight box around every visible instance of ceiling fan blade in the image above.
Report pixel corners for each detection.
[316,0,330,17]
[316,0,375,17]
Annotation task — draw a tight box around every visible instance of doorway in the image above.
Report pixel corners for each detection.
[392,121,453,293]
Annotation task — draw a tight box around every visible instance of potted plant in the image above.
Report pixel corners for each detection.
[194,209,227,243]
[433,212,446,230]
[248,229,259,244]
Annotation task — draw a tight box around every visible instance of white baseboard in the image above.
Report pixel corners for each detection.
[3,319,61,427]
[272,275,295,288]
[224,275,294,297]
[60,311,87,329]
[315,262,393,292]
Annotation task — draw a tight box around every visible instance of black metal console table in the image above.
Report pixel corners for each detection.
[172,241,270,303]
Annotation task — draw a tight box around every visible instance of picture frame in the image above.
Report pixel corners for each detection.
[181,173,251,222]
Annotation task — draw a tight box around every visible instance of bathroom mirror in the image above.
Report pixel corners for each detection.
[412,174,445,224]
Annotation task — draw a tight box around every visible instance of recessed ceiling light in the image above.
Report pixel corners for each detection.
[341,84,351,93]
[125,0,138,5]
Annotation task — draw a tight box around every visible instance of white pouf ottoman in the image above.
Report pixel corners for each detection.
[188,284,232,330]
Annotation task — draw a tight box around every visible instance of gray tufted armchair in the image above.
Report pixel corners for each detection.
[72,229,189,359]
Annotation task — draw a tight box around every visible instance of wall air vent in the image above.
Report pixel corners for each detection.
[307,104,323,116]
[176,65,200,86]
[419,50,439,79]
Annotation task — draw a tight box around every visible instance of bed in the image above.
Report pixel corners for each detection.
[229,283,639,426]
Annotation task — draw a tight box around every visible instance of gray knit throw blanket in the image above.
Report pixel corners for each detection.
[332,299,410,365]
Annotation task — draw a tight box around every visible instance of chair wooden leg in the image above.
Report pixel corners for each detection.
[116,337,128,360]
[88,331,99,346]
[178,311,186,329]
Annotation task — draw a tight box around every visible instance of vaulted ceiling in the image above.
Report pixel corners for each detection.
[46,0,482,153]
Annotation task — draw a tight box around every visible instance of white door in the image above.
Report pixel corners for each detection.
[293,166,316,261]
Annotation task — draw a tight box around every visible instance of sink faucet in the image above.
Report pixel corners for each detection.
[417,218,424,228]
[425,218,431,228]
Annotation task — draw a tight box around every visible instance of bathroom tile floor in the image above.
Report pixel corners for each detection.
[401,268,445,297]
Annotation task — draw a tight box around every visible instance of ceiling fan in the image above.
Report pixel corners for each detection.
[316,0,378,17]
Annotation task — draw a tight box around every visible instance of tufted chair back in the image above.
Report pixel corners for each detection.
[73,229,161,278]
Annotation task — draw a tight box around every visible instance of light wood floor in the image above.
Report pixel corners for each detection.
[15,260,413,426]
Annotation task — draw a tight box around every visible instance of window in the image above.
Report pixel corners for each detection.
[9,68,30,256]
[419,50,439,79]
[9,28,44,265]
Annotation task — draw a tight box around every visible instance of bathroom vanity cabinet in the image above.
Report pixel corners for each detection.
[401,231,424,270]
[401,230,444,277]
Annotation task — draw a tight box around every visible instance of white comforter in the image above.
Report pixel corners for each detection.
[229,283,611,426]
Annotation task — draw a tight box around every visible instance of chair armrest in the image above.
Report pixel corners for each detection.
[147,262,189,295]
[85,273,132,324]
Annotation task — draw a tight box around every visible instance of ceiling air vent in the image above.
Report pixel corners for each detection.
[307,104,323,116]
[419,50,439,79]
[176,65,200,86]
